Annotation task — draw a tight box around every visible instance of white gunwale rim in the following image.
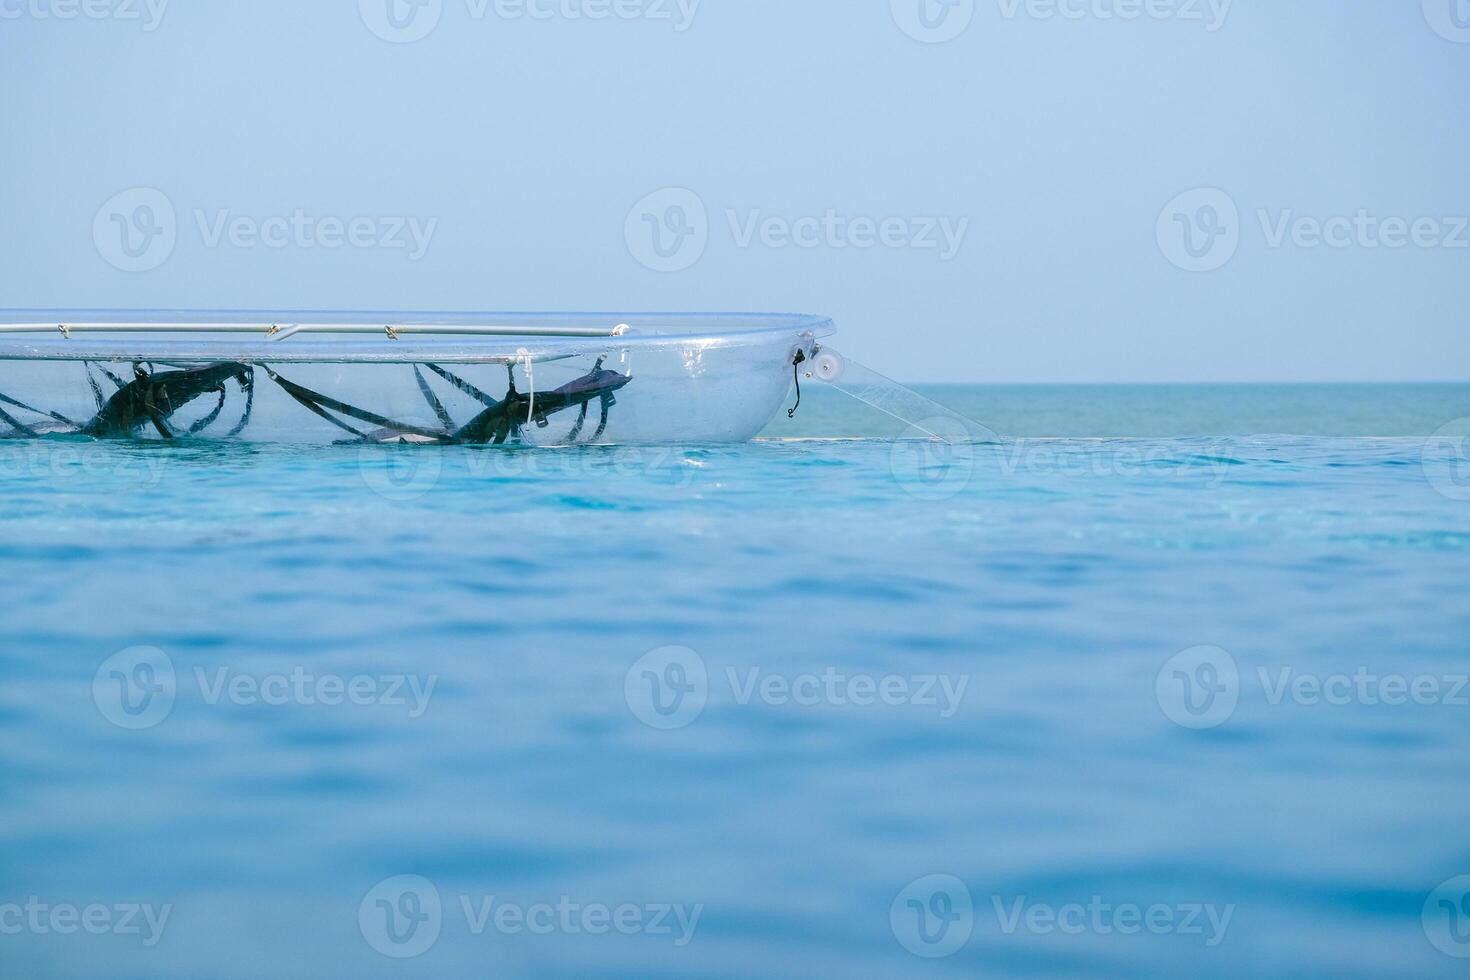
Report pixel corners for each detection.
[0,310,835,364]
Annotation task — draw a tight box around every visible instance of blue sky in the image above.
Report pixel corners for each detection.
[1,1,1466,382]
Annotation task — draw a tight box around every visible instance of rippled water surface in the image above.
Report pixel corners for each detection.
[2,387,1470,979]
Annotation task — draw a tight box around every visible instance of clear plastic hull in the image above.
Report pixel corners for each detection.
[0,312,832,445]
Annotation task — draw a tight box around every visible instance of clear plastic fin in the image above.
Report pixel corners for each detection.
[805,346,997,443]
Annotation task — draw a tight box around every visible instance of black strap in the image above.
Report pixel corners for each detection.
[568,357,608,442]
[187,388,228,434]
[265,367,447,441]
[99,365,128,389]
[84,364,108,411]
[269,373,371,440]
[424,364,499,408]
[0,404,38,437]
[591,393,612,442]
[565,401,591,443]
[147,406,175,440]
[224,370,256,438]
[787,350,807,419]
[0,390,76,428]
[413,366,456,428]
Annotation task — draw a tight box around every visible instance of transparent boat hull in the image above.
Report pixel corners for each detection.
[0,312,832,445]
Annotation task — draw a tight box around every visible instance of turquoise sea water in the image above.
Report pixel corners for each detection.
[2,384,1470,979]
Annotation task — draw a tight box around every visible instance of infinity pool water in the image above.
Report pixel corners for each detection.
[2,386,1468,979]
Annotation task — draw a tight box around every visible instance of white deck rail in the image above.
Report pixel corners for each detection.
[0,322,632,341]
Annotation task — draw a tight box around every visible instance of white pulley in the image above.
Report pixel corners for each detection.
[810,349,845,383]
